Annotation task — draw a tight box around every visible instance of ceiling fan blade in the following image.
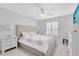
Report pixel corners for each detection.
[47,13,54,15]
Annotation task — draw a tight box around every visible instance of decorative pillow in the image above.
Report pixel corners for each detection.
[21,32,31,40]
[30,32,37,36]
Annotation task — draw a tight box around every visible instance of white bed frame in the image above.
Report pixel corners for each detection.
[19,41,56,56]
[16,25,56,56]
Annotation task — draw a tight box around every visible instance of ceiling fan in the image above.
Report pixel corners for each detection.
[34,3,54,16]
[40,8,46,16]
[39,7,54,16]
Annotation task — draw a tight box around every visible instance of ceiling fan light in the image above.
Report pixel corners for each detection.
[41,13,46,16]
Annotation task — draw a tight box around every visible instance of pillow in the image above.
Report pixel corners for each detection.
[21,32,31,39]
[30,32,37,36]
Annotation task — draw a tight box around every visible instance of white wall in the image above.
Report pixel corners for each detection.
[0,8,37,26]
[0,8,37,50]
[38,15,73,39]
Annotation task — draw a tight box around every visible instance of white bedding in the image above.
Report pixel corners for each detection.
[31,35,54,47]
[19,32,55,54]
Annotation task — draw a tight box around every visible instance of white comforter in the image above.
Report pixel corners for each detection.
[19,34,55,54]
[31,35,54,47]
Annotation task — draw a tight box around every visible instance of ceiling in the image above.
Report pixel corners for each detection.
[0,3,77,20]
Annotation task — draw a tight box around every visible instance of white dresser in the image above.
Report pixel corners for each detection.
[68,32,72,56]
[72,32,79,56]
[0,36,17,54]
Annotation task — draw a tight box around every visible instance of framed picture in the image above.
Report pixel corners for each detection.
[73,4,79,32]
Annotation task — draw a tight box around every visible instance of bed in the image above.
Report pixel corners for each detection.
[16,25,56,56]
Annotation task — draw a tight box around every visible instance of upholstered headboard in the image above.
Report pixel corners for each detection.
[16,25,37,37]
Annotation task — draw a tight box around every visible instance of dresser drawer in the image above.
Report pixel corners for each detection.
[3,37,17,50]
[4,43,16,50]
[5,37,16,42]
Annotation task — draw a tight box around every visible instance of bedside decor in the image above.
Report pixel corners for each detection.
[0,24,17,54]
[0,36,17,54]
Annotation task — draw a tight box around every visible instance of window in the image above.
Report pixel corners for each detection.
[46,22,52,35]
[46,22,58,36]
[52,22,58,36]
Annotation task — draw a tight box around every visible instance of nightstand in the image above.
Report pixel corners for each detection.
[0,36,17,54]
